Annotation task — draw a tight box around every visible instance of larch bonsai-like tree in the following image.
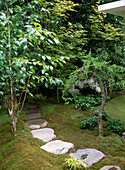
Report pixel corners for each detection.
[65,51,125,136]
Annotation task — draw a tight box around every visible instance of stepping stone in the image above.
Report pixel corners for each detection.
[25,104,38,109]
[100,166,121,170]
[26,119,48,129]
[29,125,41,130]
[69,148,106,167]
[28,108,41,113]
[27,113,41,119]
[31,128,56,142]
[122,132,125,140]
[40,140,74,154]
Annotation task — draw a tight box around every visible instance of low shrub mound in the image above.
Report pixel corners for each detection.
[72,93,110,111]
[80,108,125,136]
[80,117,98,130]
[106,118,125,135]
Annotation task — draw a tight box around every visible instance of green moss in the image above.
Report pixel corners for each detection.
[105,95,125,122]
[0,96,125,169]
[41,104,56,117]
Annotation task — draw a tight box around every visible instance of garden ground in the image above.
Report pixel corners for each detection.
[0,94,125,170]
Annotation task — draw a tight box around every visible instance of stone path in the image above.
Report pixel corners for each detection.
[69,148,106,167]
[100,166,121,170]
[27,108,41,113]
[41,140,74,154]
[25,103,119,169]
[31,128,56,142]
[27,113,41,119]
[26,119,48,129]
[25,103,74,154]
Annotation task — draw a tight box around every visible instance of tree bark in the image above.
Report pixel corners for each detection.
[6,1,17,132]
[11,99,17,132]
[12,115,17,132]
[98,88,106,137]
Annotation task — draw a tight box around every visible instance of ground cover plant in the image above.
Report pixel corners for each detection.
[73,93,102,110]
[72,93,110,111]
[0,95,125,169]
[64,157,87,170]
[80,117,98,130]
[106,118,125,136]
[80,109,125,136]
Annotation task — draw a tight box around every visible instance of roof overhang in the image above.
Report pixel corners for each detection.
[98,0,125,17]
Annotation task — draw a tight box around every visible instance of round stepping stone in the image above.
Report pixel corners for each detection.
[31,128,56,142]
[25,104,37,109]
[28,108,41,113]
[122,132,125,140]
[27,113,41,119]
[29,125,41,130]
[26,119,48,129]
[69,148,106,167]
[100,166,121,170]
[40,140,74,154]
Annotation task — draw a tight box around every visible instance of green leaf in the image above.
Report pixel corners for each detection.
[24,45,27,50]
[28,92,33,97]
[34,22,41,27]
[45,83,48,88]
[31,68,35,74]
[54,38,60,44]
[0,91,4,95]
[50,66,53,71]
[35,31,42,37]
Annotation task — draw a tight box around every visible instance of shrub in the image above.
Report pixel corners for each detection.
[63,157,87,170]
[91,107,109,121]
[70,114,83,120]
[64,92,110,110]
[102,110,109,121]
[80,117,98,130]
[27,93,46,103]
[106,118,125,135]
[73,93,110,111]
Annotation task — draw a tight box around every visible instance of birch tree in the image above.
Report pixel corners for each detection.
[0,0,64,131]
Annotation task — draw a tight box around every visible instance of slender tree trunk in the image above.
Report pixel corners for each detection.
[11,102,16,132]
[98,38,106,137]
[9,99,16,132]
[98,87,106,137]
[6,1,16,132]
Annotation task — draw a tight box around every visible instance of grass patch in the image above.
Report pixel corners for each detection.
[70,113,83,120]
[105,95,125,122]
[0,95,125,169]
[41,103,56,117]
[0,109,9,124]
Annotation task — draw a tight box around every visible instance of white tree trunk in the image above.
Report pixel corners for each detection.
[98,90,106,137]
[12,116,17,132]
